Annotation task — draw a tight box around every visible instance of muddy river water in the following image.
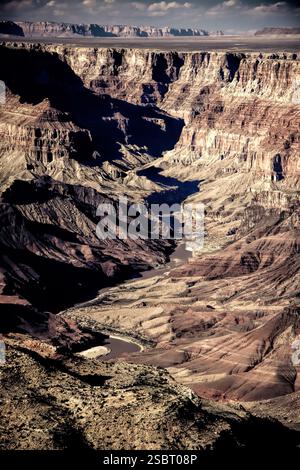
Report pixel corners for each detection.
[78,241,192,360]
[77,165,197,360]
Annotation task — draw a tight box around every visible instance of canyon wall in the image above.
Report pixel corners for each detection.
[255,27,300,36]
[3,43,298,187]
[0,21,209,38]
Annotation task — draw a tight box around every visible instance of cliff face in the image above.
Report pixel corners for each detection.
[0,21,209,38]
[6,43,297,186]
[0,21,24,36]
[0,42,299,411]
[255,27,300,36]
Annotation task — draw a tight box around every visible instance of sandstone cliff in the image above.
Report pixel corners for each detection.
[255,27,300,36]
[0,21,209,38]
[2,43,298,188]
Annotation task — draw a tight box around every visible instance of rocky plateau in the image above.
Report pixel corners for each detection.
[0,20,211,38]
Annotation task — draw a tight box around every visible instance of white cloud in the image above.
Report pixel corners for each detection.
[206,0,242,16]
[82,0,114,7]
[223,0,239,6]
[82,0,96,5]
[82,0,116,14]
[251,2,289,15]
[207,0,293,18]
[147,1,192,17]
[148,2,192,13]
[131,2,146,11]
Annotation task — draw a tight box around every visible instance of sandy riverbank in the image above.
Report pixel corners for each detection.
[77,345,110,359]
[77,334,144,361]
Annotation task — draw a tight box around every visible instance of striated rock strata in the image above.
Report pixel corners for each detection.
[0,21,209,38]
[255,27,300,36]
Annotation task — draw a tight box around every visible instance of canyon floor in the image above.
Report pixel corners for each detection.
[0,39,299,452]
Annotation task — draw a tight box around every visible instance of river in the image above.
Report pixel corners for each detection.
[77,240,192,361]
[75,165,199,361]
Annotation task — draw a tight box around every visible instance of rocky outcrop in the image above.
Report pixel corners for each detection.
[0,43,298,280]
[0,44,183,161]
[0,21,209,38]
[1,337,298,451]
[210,30,225,36]
[255,27,300,36]
[0,21,24,36]
[0,176,173,319]
[66,262,300,401]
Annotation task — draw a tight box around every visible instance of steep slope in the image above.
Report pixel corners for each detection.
[0,177,173,312]
[0,43,184,331]
[1,336,298,452]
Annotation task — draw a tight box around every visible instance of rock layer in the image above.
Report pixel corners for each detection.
[255,27,300,36]
[0,21,209,38]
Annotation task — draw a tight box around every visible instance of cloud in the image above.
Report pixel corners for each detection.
[206,0,242,16]
[148,1,192,10]
[148,1,192,16]
[131,2,146,11]
[251,2,290,15]
[81,0,117,15]
[2,0,35,12]
[82,0,114,8]
[206,0,294,18]
[223,0,239,6]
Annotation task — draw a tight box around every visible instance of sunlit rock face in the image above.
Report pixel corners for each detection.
[3,43,298,188]
[161,52,299,192]
[17,44,299,185]
[0,21,209,38]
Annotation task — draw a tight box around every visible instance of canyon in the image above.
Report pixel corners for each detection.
[0,39,299,451]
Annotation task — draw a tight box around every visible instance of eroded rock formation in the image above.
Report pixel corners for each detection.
[255,27,300,36]
[1,336,298,451]
[0,41,299,449]
[0,21,209,38]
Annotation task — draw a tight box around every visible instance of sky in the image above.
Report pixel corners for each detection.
[0,0,299,34]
